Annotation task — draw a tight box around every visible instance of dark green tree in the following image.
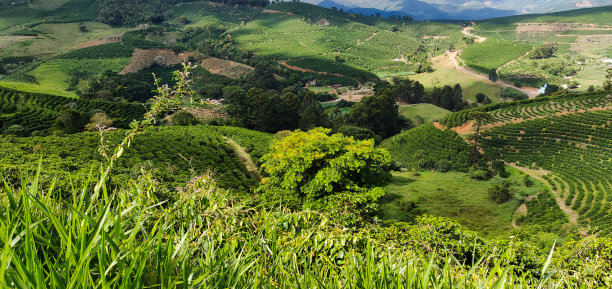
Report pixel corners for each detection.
[347,93,403,138]
[489,69,498,82]
[52,109,89,134]
[172,110,198,126]
[488,184,511,203]
[299,91,328,130]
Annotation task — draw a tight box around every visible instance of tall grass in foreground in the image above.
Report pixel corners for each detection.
[0,166,567,288]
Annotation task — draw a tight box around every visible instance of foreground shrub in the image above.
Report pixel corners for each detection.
[258,128,391,226]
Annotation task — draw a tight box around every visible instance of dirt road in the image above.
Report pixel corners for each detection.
[449,26,539,99]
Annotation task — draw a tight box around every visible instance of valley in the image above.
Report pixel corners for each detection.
[0,0,611,287]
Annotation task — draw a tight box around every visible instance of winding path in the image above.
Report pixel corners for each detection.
[222,137,262,181]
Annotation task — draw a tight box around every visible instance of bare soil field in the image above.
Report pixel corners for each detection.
[0,35,36,49]
[516,23,612,34]
[200,57,254,79]
[336,86,374,102]
[120,49,193,74]
[76,35,122,49]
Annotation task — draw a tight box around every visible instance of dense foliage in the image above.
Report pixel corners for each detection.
[0,87,145,136]
[258,128,391,225]
[345,93,404,138]
[381,122,471,171]
[224,87,301,133]
[55,43,133,59]
[5,170,607,288]
[376,79,465,111]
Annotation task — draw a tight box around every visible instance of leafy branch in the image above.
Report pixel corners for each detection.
[94,63,196,194]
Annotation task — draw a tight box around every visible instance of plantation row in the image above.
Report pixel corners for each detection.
[483,110,612,235]
[286,57,378,83]
[208,125,273,165]
[460,40,533,74]
[55,42,134,59]
[0,87,145,135]
[441,91,611,127]
[487,94,609,123]
[0,125,268,194]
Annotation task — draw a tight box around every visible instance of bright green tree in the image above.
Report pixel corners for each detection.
[257,128,392,225]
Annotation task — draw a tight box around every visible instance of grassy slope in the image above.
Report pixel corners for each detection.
[379,166,548,237]
[399,103,450,124]
[28,58,130,92]
[0,0,99,32]
[0,22,129,57]
[0,81,76,97]
[409,52,509,103]
[475,6,612,30]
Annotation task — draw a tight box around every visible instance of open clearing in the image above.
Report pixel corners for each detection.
[0,22,130,57]
[120,49,192,74]
[399,103,450,124]
[0,36,37,50]
[379,166,546,237]
[410,52,525,102]
[29,58,130,92]
[200,57,254,79]
[0,81,76,98]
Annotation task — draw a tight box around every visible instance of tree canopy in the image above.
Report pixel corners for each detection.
[257,128,392,225]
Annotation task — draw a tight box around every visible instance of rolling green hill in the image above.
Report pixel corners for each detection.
[0,86,145,135]
[483,109,612,236]
[469,6,612,88]
[0,125,272,193]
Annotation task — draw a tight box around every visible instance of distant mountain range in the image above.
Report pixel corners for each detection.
[305,0,612,20]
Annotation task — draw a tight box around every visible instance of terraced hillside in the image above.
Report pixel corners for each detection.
[0,125,272,192]
[0,86,145,135]
[482,109,612,236]
[442,92,611,127]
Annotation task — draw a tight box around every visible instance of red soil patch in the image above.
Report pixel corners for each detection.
[200,57,254,79]
[452,120,475,135]
[120,49,193,74]
[516,23,612,34]
[77,35,122,49]
[262,9,281,13]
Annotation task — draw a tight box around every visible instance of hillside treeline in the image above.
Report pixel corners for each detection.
[376,78,466,111]
[98,0,268,26]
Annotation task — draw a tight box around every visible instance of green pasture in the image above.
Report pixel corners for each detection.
[0,81,76,97]
[0,22,129,57]
[398,104,450,124]
[379,166,548,237]
[27,58,129,93]
[409,54,508,103]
